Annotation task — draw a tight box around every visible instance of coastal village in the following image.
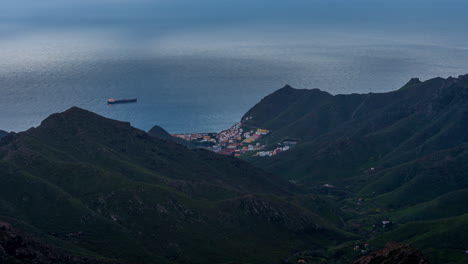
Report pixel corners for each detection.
[172,117,293,157]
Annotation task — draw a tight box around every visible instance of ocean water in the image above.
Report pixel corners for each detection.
[1,0,468,133]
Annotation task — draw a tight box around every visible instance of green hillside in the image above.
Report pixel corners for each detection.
[1,74,466,264]
[0,107,349,264]
[245,75,467,185]
[351,143,468,206]
[370,214,468,264]
[387,189,468,223]
[243,74,467,196]
[240,74,468,263]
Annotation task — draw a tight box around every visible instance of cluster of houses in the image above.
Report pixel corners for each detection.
[242,128,269,143]
[172,118,298,158]
[172,121,273,156]
[215,126,270,155]
[172,132,217,143]
[254,138,298,157]
[255,145,290,157]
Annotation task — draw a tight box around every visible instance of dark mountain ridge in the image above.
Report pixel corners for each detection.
[147,125,172,140]
[0,130,7,139]
[244,74,467,184]
[1,74,466,263]
[0,107,348,264]
[244,75,467,141]
[3,107,289,197]
[242,74,468,263]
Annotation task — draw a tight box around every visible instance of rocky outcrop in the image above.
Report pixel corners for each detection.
[352,243,429,264]
[147,125,173,140]
[0,221,122,264]
[148,125,197,149]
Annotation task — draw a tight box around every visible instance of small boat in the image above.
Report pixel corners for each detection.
[107,98,137,104]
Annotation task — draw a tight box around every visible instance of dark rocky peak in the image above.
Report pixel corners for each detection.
[457,73,468,82]
[425,74,468,88]
[397,74,468,105]
[148,125,172,140]
[406,77,422,86]
[147,125,198,149]
[270,85,332,101]
[276,84,319,93]
[400,75,467,90]
[452,74,468,89]
[40,107,131,129]
[29,107,145,143]
[352,243,429,264]
[272,84,299,97]
[0,130,8,139]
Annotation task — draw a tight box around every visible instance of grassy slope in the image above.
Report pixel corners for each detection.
[244,76,467,184]
[370,214,468,264]
[240,75,468,263]
[388,189,468,223]
[0,107,350,264]
[361,143,468,208]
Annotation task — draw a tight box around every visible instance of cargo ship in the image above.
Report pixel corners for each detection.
[107,98,137,104]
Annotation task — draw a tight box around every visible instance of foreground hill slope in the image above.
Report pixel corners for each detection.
[352,243,429,264]
[242,74,468,263]
[0,221,122,264]
[370,214,468,264]
[0,107,347,264]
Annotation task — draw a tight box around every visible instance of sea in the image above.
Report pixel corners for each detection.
[1,0,468,133]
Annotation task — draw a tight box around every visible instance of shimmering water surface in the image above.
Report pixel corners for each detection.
[1,0,468,133]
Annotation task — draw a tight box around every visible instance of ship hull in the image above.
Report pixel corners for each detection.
[108,98,137,104]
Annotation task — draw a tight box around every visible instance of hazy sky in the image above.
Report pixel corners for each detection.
[1,0,468,133]
[2,0,468,36]
[2,0,468,64]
